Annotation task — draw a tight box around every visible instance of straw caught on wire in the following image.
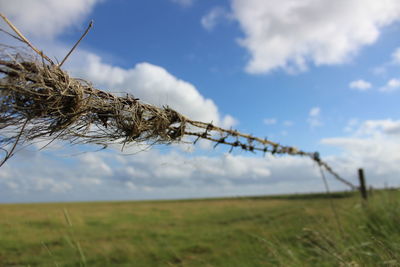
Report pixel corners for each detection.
[0,14,357,190]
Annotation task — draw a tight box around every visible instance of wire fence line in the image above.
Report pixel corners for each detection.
[0,14,358,190]
[186,120,357,190]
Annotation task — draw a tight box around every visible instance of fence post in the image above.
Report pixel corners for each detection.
[358,168,368,200]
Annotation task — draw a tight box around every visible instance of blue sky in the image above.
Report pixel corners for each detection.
[1,0,400,203]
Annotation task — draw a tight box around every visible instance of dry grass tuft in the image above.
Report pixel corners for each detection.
[0,47,187,151]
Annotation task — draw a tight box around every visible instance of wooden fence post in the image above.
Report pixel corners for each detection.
[358,168,368,200]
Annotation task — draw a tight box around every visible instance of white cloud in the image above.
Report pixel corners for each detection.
[309,107,320,117]
[221,115,238,129]
[33,178,73,193]
[322,119,400,188]
[0,0,100,39]
[72,53,236,127]
[353,119,400,136]
[392,47,400,64]
[230,0,400,73]
[307,107,322,128]
[263,118,277,125]
[283,120,293,127]
[343,118,359,133]
[380,78,400,92]
[1,146,329,202]
[0,153,75,196]
[371,46,400,75]
[170,0,194,8]
[102,150,322,192]
[80,153,113,176]
[349,79,372,91]
[372,66,387,76]
[201,7,229,31]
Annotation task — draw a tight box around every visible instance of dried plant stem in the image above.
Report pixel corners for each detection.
[0,13,54,64]
[59,20,93,67]
[0,119,28,168]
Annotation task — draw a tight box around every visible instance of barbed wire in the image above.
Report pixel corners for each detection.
[184,120,357,190]
[0,13,358,190]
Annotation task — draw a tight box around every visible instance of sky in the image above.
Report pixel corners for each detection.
[1,0,400,203]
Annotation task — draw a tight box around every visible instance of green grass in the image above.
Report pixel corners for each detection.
[0,190,399,266]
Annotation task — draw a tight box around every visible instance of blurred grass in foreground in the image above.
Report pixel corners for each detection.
[0,190,399,266]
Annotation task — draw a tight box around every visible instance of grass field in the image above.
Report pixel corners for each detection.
[0,190,399,266]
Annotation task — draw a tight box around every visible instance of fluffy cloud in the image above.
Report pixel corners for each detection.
[392,47,400,64]
[0,146,325,202]
[343,118,359,133]
[170,0,194,8]
[0,0,100,39]
[349,79,372,91]
[230,0,400,73]
[307,107,322,128]
[370,47,400,75]
[309,107,320,117]
[263,118,277,125]
[322,119,400,188]
[380,78,400,92]
[71,53,236,128]
[353,119,400,136]
[114,151,277,185]
[201,7,229,31]
[283,120,294,127]
[0,152,75,197]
